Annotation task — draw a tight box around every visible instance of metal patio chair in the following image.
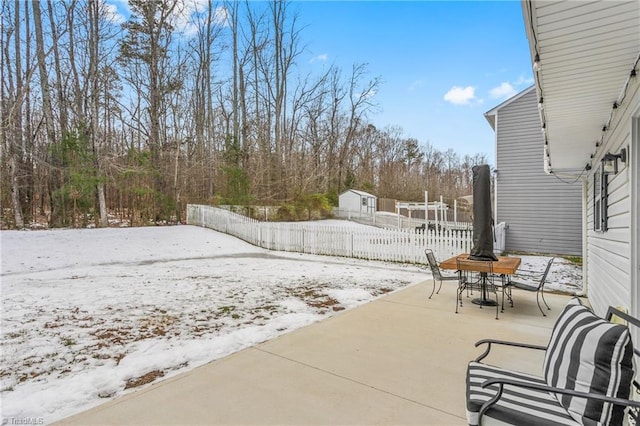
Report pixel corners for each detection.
[504,257,554,316]
[424,249,459,299]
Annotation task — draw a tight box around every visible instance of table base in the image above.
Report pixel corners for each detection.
[472,298,498,307]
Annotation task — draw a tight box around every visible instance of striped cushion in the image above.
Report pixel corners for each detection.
[466,361,581,426]
[543,298,636,425]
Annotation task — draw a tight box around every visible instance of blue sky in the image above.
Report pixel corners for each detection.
[295,1,534,165]
[107,0,533,166]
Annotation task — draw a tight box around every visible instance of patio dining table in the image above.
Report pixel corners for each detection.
[439,253,522,306]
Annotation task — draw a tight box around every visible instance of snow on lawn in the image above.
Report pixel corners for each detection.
[0,225,428,423]
[512,255,582,294]
[0,222,582,423]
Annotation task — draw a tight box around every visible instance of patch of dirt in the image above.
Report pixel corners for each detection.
[289,287,342,310]
[307,296,340,309]
[124,370,165,389]
[91,327,132,345]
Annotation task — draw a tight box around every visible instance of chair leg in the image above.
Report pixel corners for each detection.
[536,292,548,317]
[428,279,436,299]
[455,283,464,313]
[540,289,551,310]
[436,279,444,295]
[505,277,513,308]
[501,276,513,310]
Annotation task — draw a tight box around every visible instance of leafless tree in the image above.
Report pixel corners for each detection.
[0,0,491,229]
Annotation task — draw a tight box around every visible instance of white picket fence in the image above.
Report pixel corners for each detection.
[332,208,473,231]
[186,204,473,264]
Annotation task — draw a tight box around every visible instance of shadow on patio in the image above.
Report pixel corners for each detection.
[58,280,573,425]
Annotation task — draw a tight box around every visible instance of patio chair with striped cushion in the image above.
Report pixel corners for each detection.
[466,297,640,425]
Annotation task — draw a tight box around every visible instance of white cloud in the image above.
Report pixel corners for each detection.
[116,1,227,35]
[443,86,476,105]
[102,1,126,24]
[309,53,328,63]
[174,0,201,36]
[408,80,423,92]
[514,75,535,86]
[489,82,517,99]
[213,6,229,27]
[172,0,212,37]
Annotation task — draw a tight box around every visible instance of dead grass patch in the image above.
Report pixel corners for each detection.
[124,370,165,389]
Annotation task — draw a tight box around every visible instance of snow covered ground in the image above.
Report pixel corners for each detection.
[0,223,582,423]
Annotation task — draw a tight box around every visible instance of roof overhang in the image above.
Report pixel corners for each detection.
[521,0,640,175]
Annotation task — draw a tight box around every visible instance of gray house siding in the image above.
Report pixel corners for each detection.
[489,88,583,255]
[585,85,638,316]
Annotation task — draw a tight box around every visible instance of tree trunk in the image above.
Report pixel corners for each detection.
[33,0,63,226]
[91,0,108,227]
[8,1,25,228]
[9,155,24,228]
[23,0,35,224]
[230,1,239,146]
[46,0,68,135]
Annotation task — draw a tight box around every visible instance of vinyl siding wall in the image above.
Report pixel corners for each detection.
[495,89,582,255]
[338,191,376,213]
[585,83,638,317]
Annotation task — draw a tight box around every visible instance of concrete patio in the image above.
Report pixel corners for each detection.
[58,280,573,425]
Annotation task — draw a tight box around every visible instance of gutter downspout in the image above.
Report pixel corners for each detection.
[493,113,499,231]
[578,175,588,297]
[630,114,639,320]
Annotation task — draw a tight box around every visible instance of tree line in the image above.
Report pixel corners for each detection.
[0,0,489,229]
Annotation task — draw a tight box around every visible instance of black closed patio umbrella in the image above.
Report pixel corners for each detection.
[469,164,498,261]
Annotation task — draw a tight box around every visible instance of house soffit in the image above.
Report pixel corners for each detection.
[522,0,640,175]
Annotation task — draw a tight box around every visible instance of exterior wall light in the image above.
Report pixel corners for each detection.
[602,148,627,175]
